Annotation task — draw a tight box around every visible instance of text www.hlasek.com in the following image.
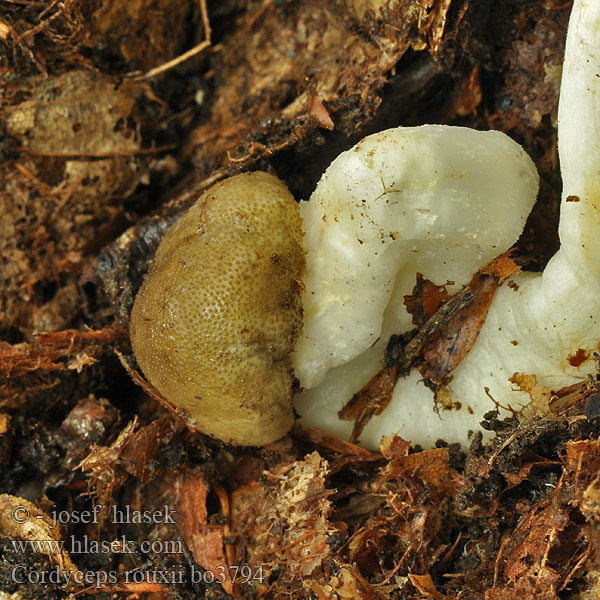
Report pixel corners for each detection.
[11,536,182,555]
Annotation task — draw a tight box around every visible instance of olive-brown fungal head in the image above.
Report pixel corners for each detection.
[130,172,304,446]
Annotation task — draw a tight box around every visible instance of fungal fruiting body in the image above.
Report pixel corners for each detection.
[130,172,304,446]
[293,126,539,447]
[294,0,600,449]
[130,2,595,450]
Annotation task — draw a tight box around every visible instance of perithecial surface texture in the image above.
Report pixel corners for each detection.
[130,172,304,446]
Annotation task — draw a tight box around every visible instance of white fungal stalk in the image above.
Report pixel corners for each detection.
[293,127,539,445]
[293,0,600,449]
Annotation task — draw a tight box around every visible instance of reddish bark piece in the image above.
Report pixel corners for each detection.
[179,474,233,595]
[119,417,173,483]
[307,92,335,131]
[338,365,399,443]
[421,275,499,386]
[380,435,411,460]
[408,572,444,599]
[292,423,372,457]
[0,327,124,378]
[503,501,566,585]
[420,252,520,387]
[383,447,464,495]
[404,273,453,327]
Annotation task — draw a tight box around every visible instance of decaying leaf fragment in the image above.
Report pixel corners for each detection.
[413,252,521,391]
[0,69,162,335]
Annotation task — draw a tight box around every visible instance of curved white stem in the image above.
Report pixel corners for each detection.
[294,126,538,443]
